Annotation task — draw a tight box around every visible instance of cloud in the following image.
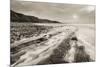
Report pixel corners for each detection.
[11,0,95,24]
[80,6,95,13]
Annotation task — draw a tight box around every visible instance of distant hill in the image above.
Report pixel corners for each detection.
[11,10,60,23]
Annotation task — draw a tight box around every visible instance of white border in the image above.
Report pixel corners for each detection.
[0,0,98,67]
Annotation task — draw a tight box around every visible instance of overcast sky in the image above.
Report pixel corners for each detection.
[11,0,95,24]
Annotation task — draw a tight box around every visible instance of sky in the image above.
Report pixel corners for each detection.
[11,0,95,24]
